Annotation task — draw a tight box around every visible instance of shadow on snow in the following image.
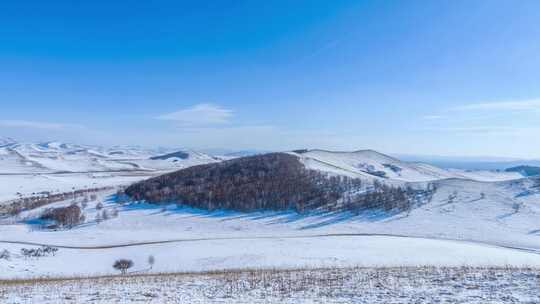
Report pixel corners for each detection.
[111,194,400,230]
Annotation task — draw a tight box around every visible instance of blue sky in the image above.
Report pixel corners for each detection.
[1,1,540,158]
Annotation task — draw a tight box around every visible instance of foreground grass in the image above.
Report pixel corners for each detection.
[1,266,539,303]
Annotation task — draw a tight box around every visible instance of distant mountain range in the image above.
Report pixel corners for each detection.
[396,154,540,170]
[2,136,538,178]
[0,138,220,174]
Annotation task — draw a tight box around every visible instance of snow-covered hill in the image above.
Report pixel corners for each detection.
[0,136,17,147]
[291,149,521,182]
[0,140,219,174]
[1,147,539,280]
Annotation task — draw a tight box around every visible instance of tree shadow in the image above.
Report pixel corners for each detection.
[109,194,402,230]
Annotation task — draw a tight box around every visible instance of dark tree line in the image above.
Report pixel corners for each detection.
[126,153,436,213]
[127,153,343,212]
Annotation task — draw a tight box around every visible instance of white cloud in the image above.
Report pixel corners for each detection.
[0,120,83,130]
[156,103,234,126]
[453,99,540,111]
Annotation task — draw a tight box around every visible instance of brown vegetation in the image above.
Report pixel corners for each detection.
[126,153,434,213]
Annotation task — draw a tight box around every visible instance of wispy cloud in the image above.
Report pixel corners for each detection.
[156,103,234,126]
[0,120,84,130]
[422,115,445,120]
[425,125,532,135]
[453,99,540,111]
[419,98,540,138]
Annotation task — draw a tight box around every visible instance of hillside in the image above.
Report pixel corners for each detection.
[126,153,354,211]
[506,165,540,177]
[125,150,528,212]
[293,149,521,182]
[0,140,218,174]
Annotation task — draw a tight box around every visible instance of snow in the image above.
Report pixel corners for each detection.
[1,267,539,303]
[2,234,540,279]
[1,145,538,282]
[0,141,218,174]
[1,179,540,279]
[294,149,522,182]
[0,173,153,202]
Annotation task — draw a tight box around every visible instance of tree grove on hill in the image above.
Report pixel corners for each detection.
[125,153,434,213]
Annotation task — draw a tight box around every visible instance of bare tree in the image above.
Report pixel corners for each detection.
[113,259,134,275]
[102,209,109,221]
[148,255,155,269]
[95,212,103,224]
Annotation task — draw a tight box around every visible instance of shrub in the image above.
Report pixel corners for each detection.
[113,259,134,274]
[0,249,10,260]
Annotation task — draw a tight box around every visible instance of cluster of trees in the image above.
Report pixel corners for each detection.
[20,246,59,259]
[126,153,435,214]
[1,187,108,217]
[95,207,118,224]
[127,153,345,211]
[40,204,84,228]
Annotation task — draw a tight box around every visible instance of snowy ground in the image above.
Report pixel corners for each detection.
[3,234,540,279]
[295,149,522,182]
[0,172,154,202]
[1,267,539,303]
[1,182,540,279]
[0,147,539,285]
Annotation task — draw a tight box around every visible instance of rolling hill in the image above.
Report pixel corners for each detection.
[0,140,219,174]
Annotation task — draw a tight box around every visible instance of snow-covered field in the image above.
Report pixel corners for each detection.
[0,173,153,202]
[1,267,539,303]
[1,182,540,279]
[1,144,539,289]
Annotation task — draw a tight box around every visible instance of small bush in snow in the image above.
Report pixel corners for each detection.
[0,249,10,260]
[113,259,134,274]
